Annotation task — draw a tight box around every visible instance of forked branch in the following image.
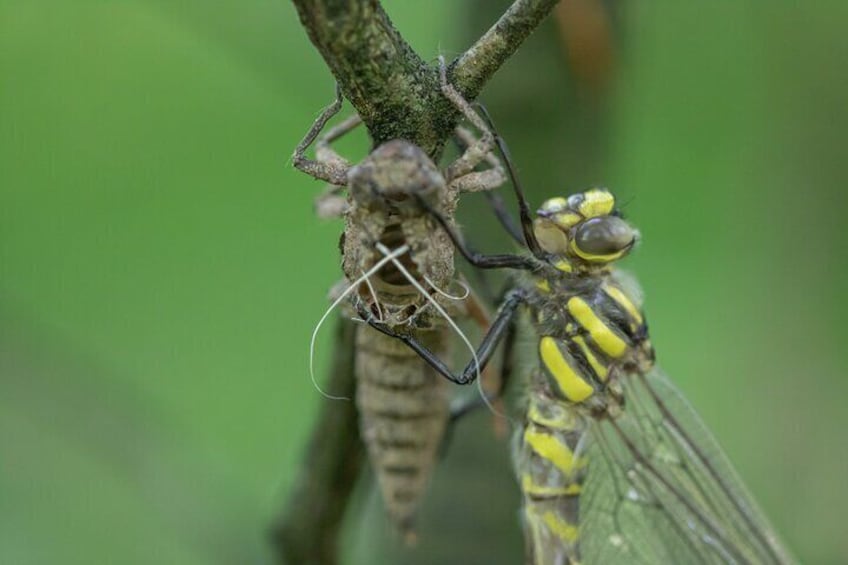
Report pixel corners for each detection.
[291,0,560,155]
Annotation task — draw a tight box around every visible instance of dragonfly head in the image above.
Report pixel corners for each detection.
[534,188,638,270]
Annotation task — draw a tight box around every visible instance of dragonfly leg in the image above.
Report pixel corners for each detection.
[450,127,524,245]
[448,310,519,423]
[439,56,542,257]
[354,288,526,386]
[416,195,539,271]
[473,101,545,258]
[438,57,497,183]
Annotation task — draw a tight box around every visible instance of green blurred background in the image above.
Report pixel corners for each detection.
[2,1,847,563]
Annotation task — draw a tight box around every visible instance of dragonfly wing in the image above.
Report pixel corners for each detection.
[580,419,716,565]
[639,368,795,563]
[577,367,795,565]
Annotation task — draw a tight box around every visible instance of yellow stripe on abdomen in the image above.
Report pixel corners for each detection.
[524,427,586,475]
[566,297,628,358]
[539,336,594,402]
[542,511,580,544]
[528,401,580,431]
[522,474,582,497]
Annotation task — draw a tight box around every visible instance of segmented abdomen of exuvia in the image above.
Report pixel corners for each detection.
[355,324,451,536]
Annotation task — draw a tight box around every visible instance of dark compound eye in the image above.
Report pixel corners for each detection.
[574,216,636,256]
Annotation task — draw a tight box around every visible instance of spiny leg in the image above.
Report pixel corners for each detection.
[356,287,527,386]
[449,126,525,245]
[416,195,538,271]
[313,184,349,220]
[310,115,366,218]
[448,125,507,195]
[436,316,516,458]
[291,83,349,185]
[473,102,545,258]
[438,57,498,183]
[315,113,363,169]
[439,57,542,257]
[484,190,525,244]
[448,311,519,424]
[457,284,508,426]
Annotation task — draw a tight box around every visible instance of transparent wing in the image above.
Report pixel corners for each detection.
[578,367,796,565]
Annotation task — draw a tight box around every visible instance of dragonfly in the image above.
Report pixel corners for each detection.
[293,79,506,539]
[359,63,797,564]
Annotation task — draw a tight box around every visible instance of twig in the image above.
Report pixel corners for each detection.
[451,0,561,98]
[291,0,440,151]
[290,0,560,154]
[270,319,363,565]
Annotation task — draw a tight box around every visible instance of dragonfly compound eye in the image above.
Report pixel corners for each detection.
[572,216,636,262]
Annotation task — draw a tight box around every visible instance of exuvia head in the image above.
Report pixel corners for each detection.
[533,188,638,270]
[348,140,444,214]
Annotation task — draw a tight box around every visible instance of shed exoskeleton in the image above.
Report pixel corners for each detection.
[293,67,507,537]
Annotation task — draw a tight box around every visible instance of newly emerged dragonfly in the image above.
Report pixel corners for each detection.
[360,62,796,564]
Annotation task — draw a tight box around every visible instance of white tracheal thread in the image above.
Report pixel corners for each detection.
[360,268,385,322]
[374,243,508,420]
[423,274,471,301]
[309,245,411,401]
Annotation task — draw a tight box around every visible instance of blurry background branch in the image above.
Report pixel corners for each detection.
[274,1,560,564]
[271,320,361,565]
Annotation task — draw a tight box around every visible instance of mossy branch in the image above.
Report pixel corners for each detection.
[451,0,561,97]
[291,0,559,155]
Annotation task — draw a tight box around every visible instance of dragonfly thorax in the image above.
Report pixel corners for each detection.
[530,268,653,410]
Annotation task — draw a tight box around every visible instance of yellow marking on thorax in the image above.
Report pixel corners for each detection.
[536,279,551,293]
[528,402,579,431]
[554,259,573,273]
[603,283,643,326]
[539,337,594,402]
[572,335,609,382]
[542,511,580,544]
[522,475,582,497]
[578,188,615,218]
[566,297,628,358]
[523,427,586,475]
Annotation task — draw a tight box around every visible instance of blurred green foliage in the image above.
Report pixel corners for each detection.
[1,1,846,564]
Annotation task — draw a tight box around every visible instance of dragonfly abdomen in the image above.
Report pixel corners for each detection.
[517,391,589,565]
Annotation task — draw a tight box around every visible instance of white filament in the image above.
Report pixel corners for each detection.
[374,243,504,418]
[360,268,385,322]
[423,274,471,301]
[309,245,410,401]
